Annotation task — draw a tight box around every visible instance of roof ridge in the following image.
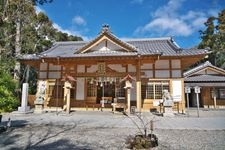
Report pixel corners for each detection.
[55,41,87,44]
[184,61,225,77]
[125,37,171,42]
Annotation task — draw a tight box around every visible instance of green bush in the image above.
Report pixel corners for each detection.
[0,72,19,112]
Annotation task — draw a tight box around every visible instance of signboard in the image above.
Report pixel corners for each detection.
[172,80,182,102]
[97,62,106,75]
[185,86,191,93]
[194,86,201,93]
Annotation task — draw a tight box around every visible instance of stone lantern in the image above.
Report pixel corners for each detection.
[62,75,76,114]
[121,74,135,115]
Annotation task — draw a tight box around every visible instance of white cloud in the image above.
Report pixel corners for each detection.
[141,18,192,36]
[131,0,144,4]
[53,23,89,40]
[134,0,213,37]
[35,6,45,14]
[72,16,86,26]
[154,0,185,18]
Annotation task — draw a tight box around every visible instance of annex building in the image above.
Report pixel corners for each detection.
[20,25,207,113]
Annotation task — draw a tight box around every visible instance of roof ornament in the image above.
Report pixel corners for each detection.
[101,24,111,33]
[176,48,183,53]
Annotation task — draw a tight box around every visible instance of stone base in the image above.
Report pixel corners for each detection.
[163,107,174,117]
[18,106,30,113]
[34,105,44,114]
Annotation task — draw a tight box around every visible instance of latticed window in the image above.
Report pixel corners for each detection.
[147,83,154,99]
[143,81,170,99]
[87,83,96,97]
[116,82,125,97]
[48,80,64,99]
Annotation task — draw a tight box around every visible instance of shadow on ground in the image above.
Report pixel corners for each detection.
[0,120,92,150]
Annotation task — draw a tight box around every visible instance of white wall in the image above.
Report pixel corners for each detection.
[48,72,61,79]
[172,70,181,77]
[77,65,85,73]
[142,70,153,78]
[49,63,61,71]
[108,64,126,72]
[76,78,85,100]
[171,59,181,68]
[128,64,136,72]
[155,70,170,78]
[87,65,98,73]
[155,60,169,69]
[40,63,47,70]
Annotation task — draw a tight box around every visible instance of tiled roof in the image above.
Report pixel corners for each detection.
[185,75,225,82]
[184,61,225,77]
[20,26,207,60]
[34,38,206,58]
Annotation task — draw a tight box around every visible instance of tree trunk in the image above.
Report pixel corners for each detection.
[14,20,21,80]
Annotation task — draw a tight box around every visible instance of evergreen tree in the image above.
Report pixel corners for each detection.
[199,9,225,67]
[0,0,83,112]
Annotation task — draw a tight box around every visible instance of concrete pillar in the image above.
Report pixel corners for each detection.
[18,83,30,112]
[136,81,142,112]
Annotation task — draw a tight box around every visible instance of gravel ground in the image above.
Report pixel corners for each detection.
[0,109,225,150]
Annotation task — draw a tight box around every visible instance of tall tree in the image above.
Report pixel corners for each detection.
[0,0,83,111]
[199,9,225,67]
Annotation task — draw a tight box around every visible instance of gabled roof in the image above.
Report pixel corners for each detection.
[184,61,225,77]
[75,25,137,54]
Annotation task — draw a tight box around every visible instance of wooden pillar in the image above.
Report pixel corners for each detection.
[136,56,142,112]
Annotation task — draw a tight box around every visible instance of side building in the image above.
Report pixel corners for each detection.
[20,25,207,112]
[184,61,225,108]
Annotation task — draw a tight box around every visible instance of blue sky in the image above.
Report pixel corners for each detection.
[37,0,225,48]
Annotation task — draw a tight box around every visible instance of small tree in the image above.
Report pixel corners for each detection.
[0,72,19,112]
[124,112,158,149]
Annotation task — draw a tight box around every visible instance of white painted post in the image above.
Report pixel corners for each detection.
[66,88,71,114]
[214,96,217,109]
[186,93,190,117]
[127,88,131,115]
[212,88,217,109]
[194,86,201,118]
[18,83,30,112]
[185,86,191,117]
[196,93,200,117]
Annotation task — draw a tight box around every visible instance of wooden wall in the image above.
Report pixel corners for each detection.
[202,87,225,108]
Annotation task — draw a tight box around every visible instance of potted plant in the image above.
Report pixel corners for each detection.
[124,112,158,149]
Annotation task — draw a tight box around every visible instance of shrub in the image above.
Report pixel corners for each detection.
[0,72,19,112]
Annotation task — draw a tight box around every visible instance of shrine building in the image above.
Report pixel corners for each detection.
[20,25,208,113]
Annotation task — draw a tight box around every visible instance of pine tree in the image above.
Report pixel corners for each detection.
[199,9,225,67]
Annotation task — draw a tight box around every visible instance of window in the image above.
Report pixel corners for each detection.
[116,82,125,97]
[142,81,170,99]
[48,80,64,99]
[211,88,225,100]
